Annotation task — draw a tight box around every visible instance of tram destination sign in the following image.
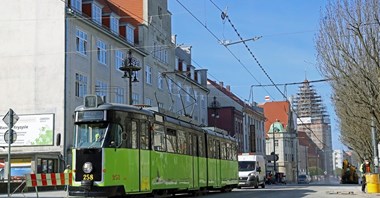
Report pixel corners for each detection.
[77,110,105,121]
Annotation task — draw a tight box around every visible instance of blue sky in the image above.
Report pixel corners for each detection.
[168,0,343,150]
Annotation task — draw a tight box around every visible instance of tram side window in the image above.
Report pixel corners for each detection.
[198,135,205,157]
[131,121,138,149]
[166,128,177,153]
[153,124,166,151]
[107,124,123,148]
[208,138,215,159]
[225,142,230,160]
[232,143,237,160]
[140,121,149,150]
[177,130,188,155]
[220,142,226,160]
[215,140,220,159]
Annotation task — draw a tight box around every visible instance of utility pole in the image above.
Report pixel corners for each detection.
[371,112,378,173]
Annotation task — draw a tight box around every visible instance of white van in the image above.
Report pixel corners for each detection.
[238,153,266,188]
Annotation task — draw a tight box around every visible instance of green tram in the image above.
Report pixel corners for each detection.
[69,96,238,197]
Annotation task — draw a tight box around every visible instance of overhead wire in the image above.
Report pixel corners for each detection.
[209,0,333,150]
[174,0,275,101]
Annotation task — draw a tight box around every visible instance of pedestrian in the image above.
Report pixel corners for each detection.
[64,165,71,191]
[360,159,371,193]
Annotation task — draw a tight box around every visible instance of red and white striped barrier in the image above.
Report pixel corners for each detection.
[26,173,72,187]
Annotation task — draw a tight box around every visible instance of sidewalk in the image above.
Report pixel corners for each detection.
[0,190,68,198]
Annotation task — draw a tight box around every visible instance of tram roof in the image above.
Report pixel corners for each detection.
[75,103,154,116]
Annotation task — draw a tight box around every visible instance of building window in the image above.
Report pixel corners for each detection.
[164,49,168,63]
[132,93,139,105]
[115,87,124,103]
[145,98,152,106]
[145,65,152,84]
[158,72,163,89]
[274,140,279,147]
[95,80,107,98]
[201,95,206,109]
[126,24,135,44]
[76,29,87,55]
[115,50,124,71]
[71,0,82,12]
[97,39,107,65]
[175,57,179,70]
[37,158,58,173]
[92,3,102,25]
[110,14,119,34]
[168,79,173,93]
[186,86,191,102]
[75,73,87,97]
[158,6,163,19]
[158,102,164,108]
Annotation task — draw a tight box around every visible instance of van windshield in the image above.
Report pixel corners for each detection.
[238,161,256,171]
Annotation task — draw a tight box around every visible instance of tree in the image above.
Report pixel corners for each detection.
[334,167,342,177]
[316,0,380,161]
[309,166,323,177]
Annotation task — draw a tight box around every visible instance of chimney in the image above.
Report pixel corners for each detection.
[219,81,224,87]
[226,85,230,92]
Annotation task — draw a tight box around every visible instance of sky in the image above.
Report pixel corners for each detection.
[168,0,344,150]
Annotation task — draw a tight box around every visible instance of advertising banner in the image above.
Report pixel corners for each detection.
[0,114,54,146]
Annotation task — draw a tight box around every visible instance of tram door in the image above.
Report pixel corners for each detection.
[129,120,140,192]
[131,120,150,192]
[191,134,199,189]
[139,120,151,192]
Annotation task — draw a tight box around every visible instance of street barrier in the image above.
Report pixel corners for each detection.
[26,173,72,187]
[23,173,72,197]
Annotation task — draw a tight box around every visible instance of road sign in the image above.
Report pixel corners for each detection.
[2,109,19,127]
[4,130,17,144]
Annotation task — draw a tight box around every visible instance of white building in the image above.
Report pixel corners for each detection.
[266,121,298,182]
[0,0,208,178]
[333,150,344,170]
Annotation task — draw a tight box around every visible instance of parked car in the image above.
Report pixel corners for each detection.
[298,174,311,184]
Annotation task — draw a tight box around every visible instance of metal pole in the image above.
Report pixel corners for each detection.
[371,113,379,173]
[129,71,133,105]
[7,109,13,198]
[305,146,308,174]
[273,126,276,175]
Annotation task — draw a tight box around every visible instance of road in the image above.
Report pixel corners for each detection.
[0,184,379,198]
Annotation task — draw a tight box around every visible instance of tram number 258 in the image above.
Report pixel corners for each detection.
[83,174,94,181]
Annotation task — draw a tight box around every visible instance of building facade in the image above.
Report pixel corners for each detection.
[243,103,266,155]
[293,80,333,176]
[207,81,244,151]
[0,0,210,179]
[261,101,298,183]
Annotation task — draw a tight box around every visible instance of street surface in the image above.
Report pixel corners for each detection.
[0,184,379,198]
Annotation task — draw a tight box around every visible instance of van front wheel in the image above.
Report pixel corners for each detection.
[254,179,259,189]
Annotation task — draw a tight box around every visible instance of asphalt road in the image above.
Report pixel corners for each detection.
[0,183,379,198]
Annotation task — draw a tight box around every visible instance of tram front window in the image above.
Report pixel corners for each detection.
[75,122,108,148]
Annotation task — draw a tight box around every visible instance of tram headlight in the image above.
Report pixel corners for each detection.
[83,162,93,173]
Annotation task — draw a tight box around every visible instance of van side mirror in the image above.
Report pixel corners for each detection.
[256,167,261,172]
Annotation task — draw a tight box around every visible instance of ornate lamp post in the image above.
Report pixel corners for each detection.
[210,96,220,127]
[272,125,279,175]
[119,49,141,105]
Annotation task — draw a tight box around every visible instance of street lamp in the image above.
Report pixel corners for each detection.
[119,49,141,105]
[272,125,279,175]
[210,96,220,127]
